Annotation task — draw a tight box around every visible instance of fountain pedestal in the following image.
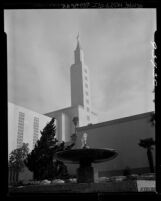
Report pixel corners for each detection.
[77,160,94,183]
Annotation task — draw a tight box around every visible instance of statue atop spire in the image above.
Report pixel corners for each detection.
[76,32,81,49]
[74,32,84,64]
[77,32,79,42]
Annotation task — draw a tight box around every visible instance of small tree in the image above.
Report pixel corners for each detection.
[138,138,155,173]
[150,111,155,127]
[123,166,132,177]
[9,143,29,183]
[25,117,75,181]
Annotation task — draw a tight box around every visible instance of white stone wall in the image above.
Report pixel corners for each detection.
[8,102,51,155]
[45,107,79,142]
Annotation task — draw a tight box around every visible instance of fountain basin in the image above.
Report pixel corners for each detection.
[55,148,118,183]
[55,148,117,164]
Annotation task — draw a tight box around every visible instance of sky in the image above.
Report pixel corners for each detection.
[5,9,156,123]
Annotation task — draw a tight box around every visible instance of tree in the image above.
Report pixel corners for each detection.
[123,166,132,177]
[9,143,29,183]
[138,105,155,173]
[25,117,75,181]
[138,138,155,173]
[150,111,155,126]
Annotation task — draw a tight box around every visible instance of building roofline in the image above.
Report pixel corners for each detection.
[8,101,51,118]
[45,105,98,116]
[44,105,84,115]
[77,111,154,131]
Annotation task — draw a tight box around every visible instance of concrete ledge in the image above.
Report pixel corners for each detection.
[9,180,137,193]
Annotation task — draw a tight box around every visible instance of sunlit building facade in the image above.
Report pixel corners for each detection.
[8,102,51,155]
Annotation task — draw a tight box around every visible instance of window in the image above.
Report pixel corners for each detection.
[17,112,25,148]
[84,69,87,74]
[87,107,90,112]
[86,99,89,104]
[87,115,90,121]
[33,117,39,148]
[85,91,89,96]
[85,83,88,88]
[84,76,88,81]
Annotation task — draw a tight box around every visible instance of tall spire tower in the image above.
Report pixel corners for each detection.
[45,34,97,143]
[70,34,92,121]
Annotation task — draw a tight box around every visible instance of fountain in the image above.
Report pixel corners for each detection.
[55,133,118,183]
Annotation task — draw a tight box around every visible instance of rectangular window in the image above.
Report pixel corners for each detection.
[87,115,90,121]
[85,91,89,96]
[84,76,88,81]
[33,117,39,148]
[84,69,87,74]
[86,99,89,104]
[87,107,90,112]
[85,83,88,88]
[17,112,25,148]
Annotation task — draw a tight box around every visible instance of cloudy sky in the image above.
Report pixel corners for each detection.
[5,9,156,123]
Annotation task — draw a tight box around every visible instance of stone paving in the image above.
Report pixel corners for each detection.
[9,180,138,193]
[8,174,156,194]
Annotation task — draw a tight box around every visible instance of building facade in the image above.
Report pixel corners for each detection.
[8,102,52,184]
[8,102,51,155]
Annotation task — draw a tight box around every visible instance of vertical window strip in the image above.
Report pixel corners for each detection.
[17,112,25,148]
[33,117,39,148]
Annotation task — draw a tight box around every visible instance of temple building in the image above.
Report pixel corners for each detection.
[8,35,155,183]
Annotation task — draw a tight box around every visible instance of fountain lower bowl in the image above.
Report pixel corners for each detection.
[55,148,118,164]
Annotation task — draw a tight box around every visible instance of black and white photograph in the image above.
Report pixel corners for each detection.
[4,8,156,194]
